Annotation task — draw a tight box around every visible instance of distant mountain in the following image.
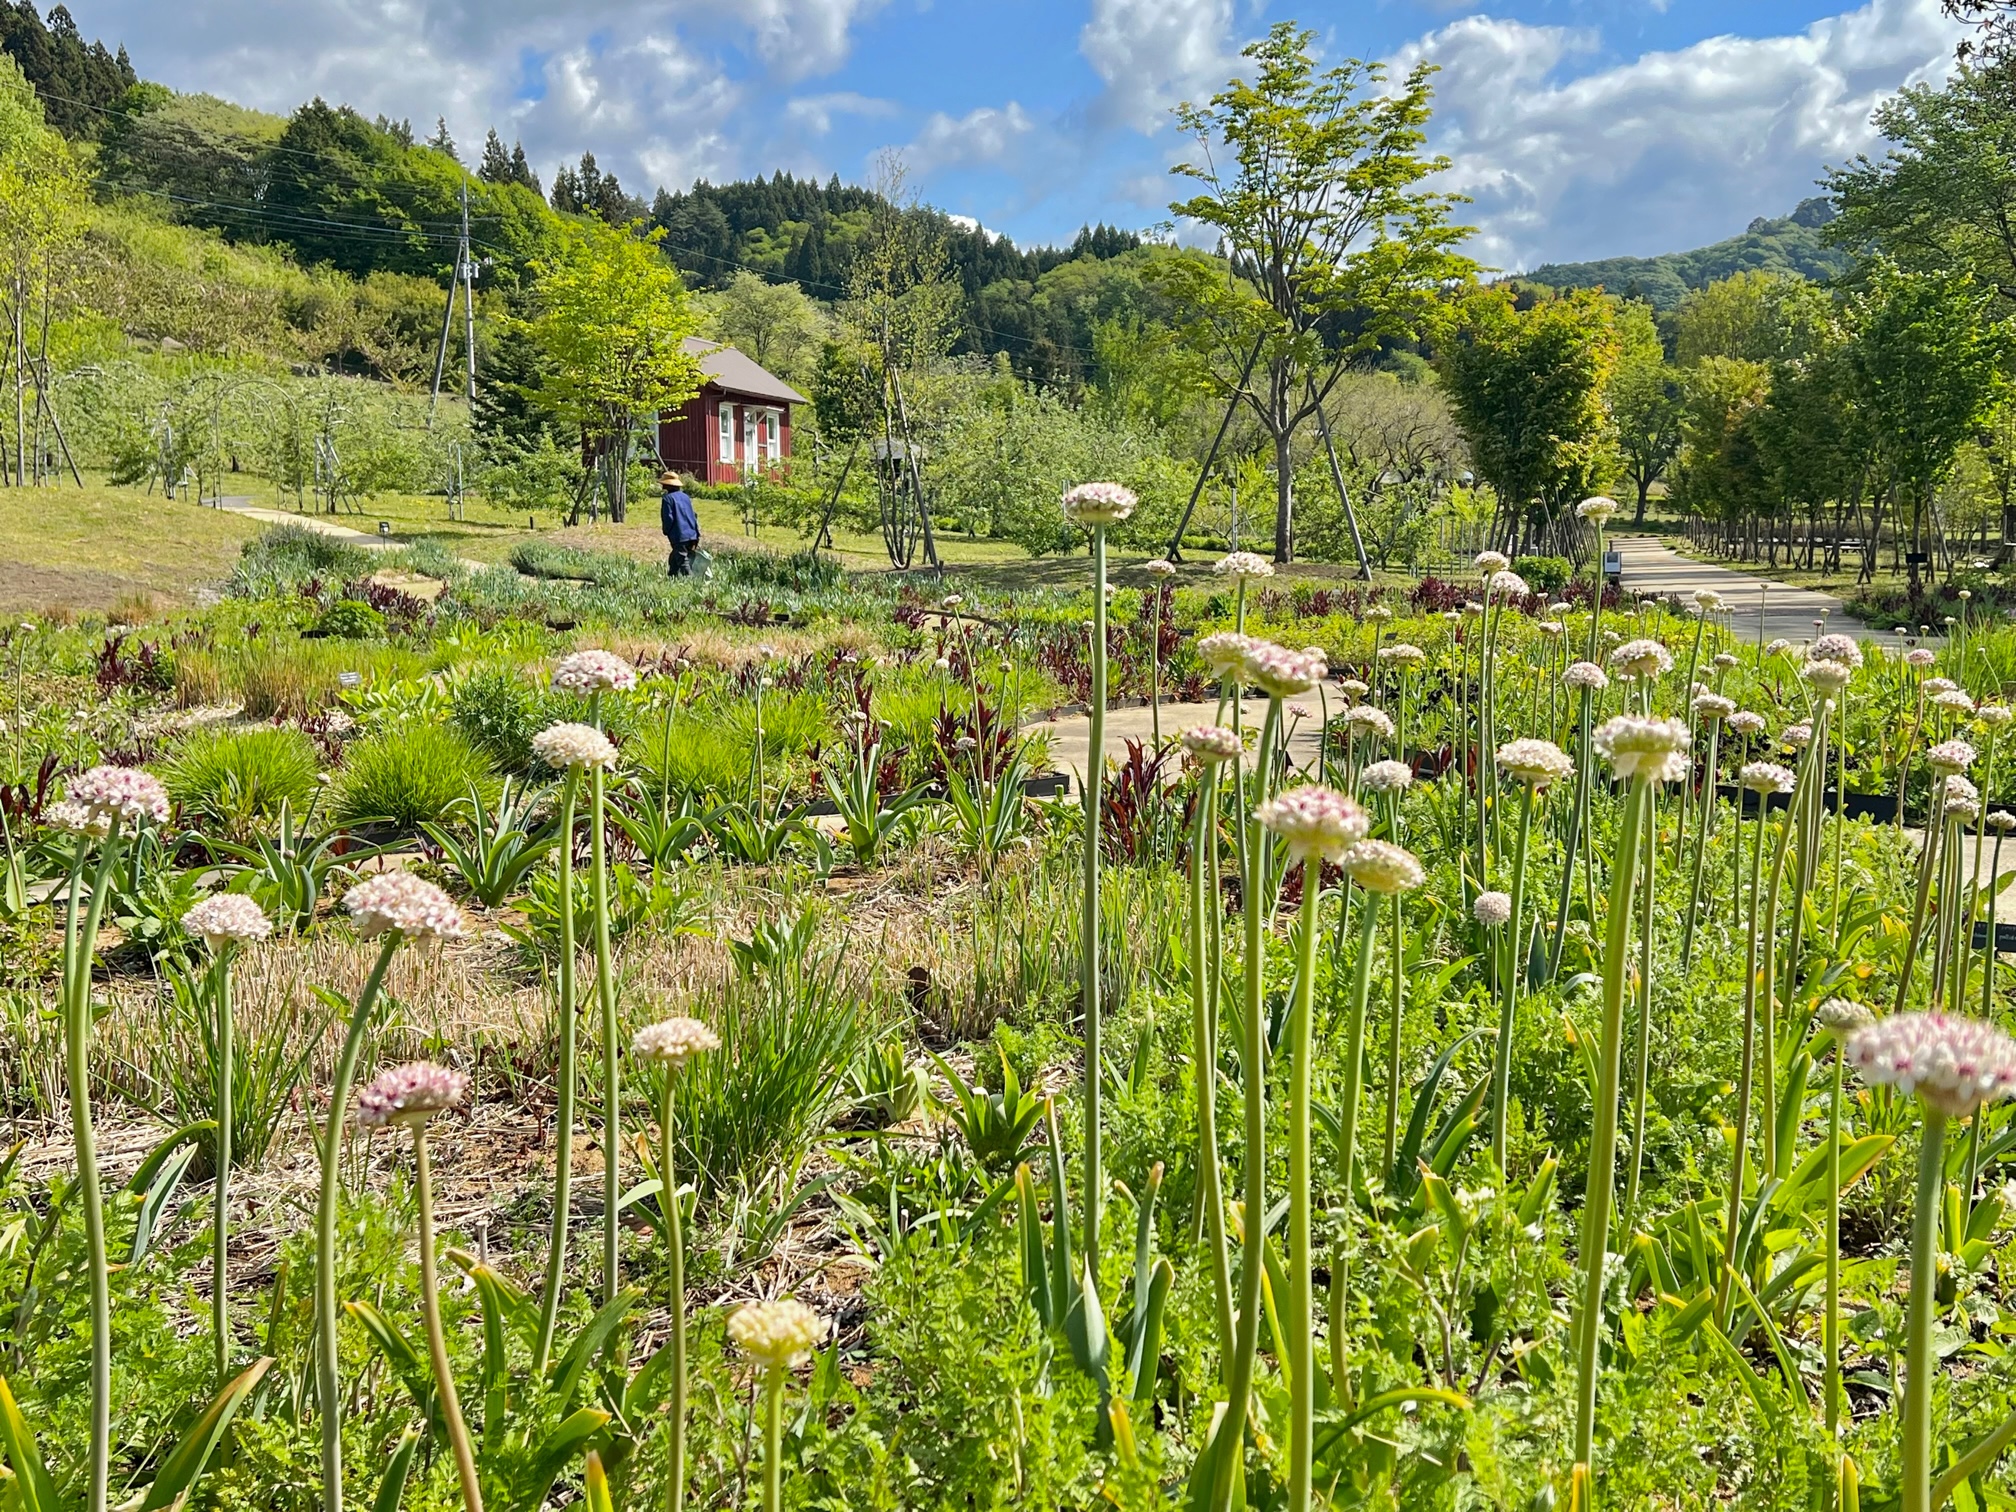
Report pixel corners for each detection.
[1523,198,1851,309]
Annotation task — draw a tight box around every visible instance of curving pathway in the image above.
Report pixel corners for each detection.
[1609,534,1911,650]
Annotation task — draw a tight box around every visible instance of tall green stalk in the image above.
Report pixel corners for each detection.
[1189,776,1233,1358]
[1680,720,1723,970]
[1572,778,1648,1477]
[1902,1110,1947,1512]
[535,769,582,1372]
[1287,858,1322,1512]
[212,951,235,1383]
[317,937,400,1512]
[592,758,620,1304]
[1621,783,1658,1236]
[1082,522,1109,1277]
[413,1121,484,1512]
[1491,785,1536,1171]
[1717,790,1768,1324]
[661,1074,689,1512]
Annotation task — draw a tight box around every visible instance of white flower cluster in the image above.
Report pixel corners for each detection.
[632,1016,722,1066]
[1846,1011,2016,1117]
[1495,738,1574,788]
[1343,705,1395,741]
[1180,725,1242,765]
[181,894,272,950]
[1576,496,1619,524]
[1359,759,1414,794]
[1378,642,1426,666]
[1245,642,1328,697]
[1727,711,1767,737]
[1928,739,1978,774]
[1254,785,1369,863]
[344,872,465,942]
[1472,890,1512,927]
[1197,632,1257,680]
[1692,693,1736,723]
[1340,839,1426,894]
[551,650,638,694]
[1562,661,1609,693]
[1214,551,1274,582]
[728,1298,828,1370]
[1738,761,1795,794]
[531,722,620,772]
[1474,551,1510,575]
[1060,482,1138,525]
[1593,716,1691,783]
[1607,639,1673,680]
[1810,633,1863,669]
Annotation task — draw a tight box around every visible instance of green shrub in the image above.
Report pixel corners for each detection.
[333,722,495,830]
[234,640,429,721]
[451,666,541,771]
[230,525,375,596]
[712,548,843,594]
[158,725,322,836]
[1513,555,1571,594]
[317,598,386,640]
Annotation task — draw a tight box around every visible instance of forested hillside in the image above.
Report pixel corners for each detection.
[1525,198,1852,309]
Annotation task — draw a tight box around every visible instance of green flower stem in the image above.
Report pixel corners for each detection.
[317,934,401,1512]
[1622,782,1657,1237]
[1824,1046,1844,1448]
[1832,725,1848,947]
[1380,851,1408,1177]
[1681,722,1723,970]
[1759,724,1821,1182]
[1717,789,1768,1325]
[1987,829,2008,1021]
[1896,688,1927,839]
[1549,687,1596,978]
[1903,1108,1948,1512]
[1287,858,1322,1512]
[1492,784,1536,1171]
[1206,698,1281,1512]
[413,1122,484,1512]
[1572,777,1648,1477]
[535,768,583,1373]
[661,1074,688,1512]
[760,1365,786,1512]
[1083,523,1109,1277]
[1189,777,1233,1358]
[1329,899,1382,1305]
[1150,584,1163,752]
[592,760,620,1305]
[66,827,123,1512]
[213,950,234,1384]
[1894,775,1951,1018]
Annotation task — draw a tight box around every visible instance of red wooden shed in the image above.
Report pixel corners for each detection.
[657,337,808,485]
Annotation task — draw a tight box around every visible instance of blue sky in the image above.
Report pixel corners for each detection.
[71,0,1962,269]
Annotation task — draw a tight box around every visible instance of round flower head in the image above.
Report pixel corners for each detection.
[1576,496,1619,524]
[1339,839,1426,894]
[1378,642,1427,667]
[1359,759,1414,794]
[1738,761,1795,794]
[728,1298,828,1371]
[1782,722,1813,750]
[344,871,465,942]
[1949,795,1982,824]
[1607,639,1673,680]
[1254,785,1370,863]
[1287,703,1312,720]
[1713,652,1740,670]
[1336,678,1370,699]
[355,1061,466,1129]
[1538,620,1565,637]
[1946,775,1980,805]
[1801,658,1852,696]
[1365,605,1395,624]
[67,766,169,829]
[1197,631,1258,680]
[1474,551,1511,575]
[182,894,272,951]
[1487,570,1530,600]
[1060,482,1137,525]
[1978,704,2015,730]
[1144,559,1177,579]
[1692,588,1724,612]
[1928,739,1978,774]
[1214,551,1274,582]
[1727,711,1767,737]
[1923,677,1958,697]
[1815,998,1875,1040]
[1811,633,1863,669]
[531,722,620,772]
[1764,639,1792,659]
[1343,704,1395,741]
[1990,810,2016,832]
[1906,648,1938,669]
[1243,641,1327,697]
[1473,890,1512,928]
[1692,692,1736,723]
[42,800,109,838]
[1496,738,1574,788]
[1563,661,1609,692]
[1593,715,1691,783]
[1549,600,1573,615]
[632,1016,721,1066]
[551,650,638,694]
[1845,1012,2016,1118]
[1180,725,1242,765]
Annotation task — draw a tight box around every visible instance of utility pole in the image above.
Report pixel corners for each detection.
[429,180,477,424]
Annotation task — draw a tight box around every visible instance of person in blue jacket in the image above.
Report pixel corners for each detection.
[660,471,700,576]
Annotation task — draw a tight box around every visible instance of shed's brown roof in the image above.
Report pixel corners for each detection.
[681,337,809,406]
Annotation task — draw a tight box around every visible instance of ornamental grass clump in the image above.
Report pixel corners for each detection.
[356,1062,482,1512]
[633,1016,720,1512]
[180,893,272,1382]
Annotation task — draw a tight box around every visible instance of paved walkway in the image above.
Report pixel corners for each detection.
[1611,534,1911,649]
[1030,696,1336,788]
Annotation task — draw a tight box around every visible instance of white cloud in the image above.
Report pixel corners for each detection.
[904,101,1035,176]
[785,90,898,136]
[1396,0,1963,270]
[1079,0,1238,133]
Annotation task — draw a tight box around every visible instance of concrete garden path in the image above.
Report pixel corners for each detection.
[1609,534,1911,650]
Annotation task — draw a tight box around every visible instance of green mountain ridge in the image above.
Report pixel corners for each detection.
[1522,198,1852,309]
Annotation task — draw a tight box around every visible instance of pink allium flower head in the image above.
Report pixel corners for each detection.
[1978,704,2014,729]
[1563,661,1608,692]
[1473,890,1512,928]
[1343,704,1395,741]
[1692,692,1736,723]
[1255,785,1369,862]
[1378,642,1427,666]
[632,1016,721,1066]
[1990,810,2016,832]
[1928,739,1977,774]
[728,1297,828,1369]
[1934,690,1977,717]
[1738,761,1795,794]
[1814,998,1875,1039]
[1365,605,1395,623]
[1607,639,1673,680]
[1811,633,1863,669]
[531,722,619,771]
[1487,570,1530,599]
[1801,659,1852,696]
[1145,559,1177,579]
[1593,716,1691,783]
[1496,738,1574,787]
[1845,1012,2016,1117]
[1923,677,1958,696]
[1474,551,1510,575]
[1213,551,1274,582]
[181,894,272,950]
[551,650,638,693]
[1243,641,1327,697]
[343,871,465,942]
[1359,759,1414,793]
[1060,482,1137,525]
[1727,711,1767,737]
[42,800,109,838]
[1783,722,1813,749]
[1339,839,1426,894]
[1713,652,1740,670]
[1764,639,1792,658]
[1906,648,1937,669]
[1180,725,1242,764]
[355,1061,466,1128]
[67,766,169,829]
[1197,631,1258,679]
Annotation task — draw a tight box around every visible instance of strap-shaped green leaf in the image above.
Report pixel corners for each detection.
[0,1376,56,1512]
[134,1356,274,1512]
[371,1427,420,1512]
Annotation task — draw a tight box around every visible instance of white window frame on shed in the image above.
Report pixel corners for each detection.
[741,407,758,473]
[762,410,780,463]
[718,403,734,465]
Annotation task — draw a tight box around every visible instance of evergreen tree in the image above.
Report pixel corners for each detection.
[426,115,457,161]
[478,127,511,184]
[508,140,538,192]
[0,1,137,137]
